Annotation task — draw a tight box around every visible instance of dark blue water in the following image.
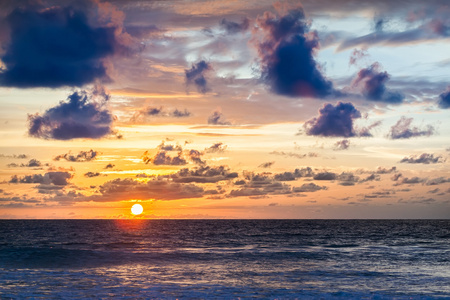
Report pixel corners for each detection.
[0,220,449,299]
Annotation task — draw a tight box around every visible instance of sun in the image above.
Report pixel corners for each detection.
[131,203,143,215]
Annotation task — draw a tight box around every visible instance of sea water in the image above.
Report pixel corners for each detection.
[0,219,449,299]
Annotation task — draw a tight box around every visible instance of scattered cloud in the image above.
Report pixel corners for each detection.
[304,102,361,137]
[387,116,435,139]
[10,172,72,186]
[400,153,444,164]
[351,63,404,103]
[142,150,187,166]
[185,60,212,94]
[313,172,337,180]
[54,150,98,162]
[293,183,326,193]
[205,142,227,153]
[28,87,115,140]
[259,161,275,168]
[333,139,350,150]
[84,172,101,178]
[207,110,231,125]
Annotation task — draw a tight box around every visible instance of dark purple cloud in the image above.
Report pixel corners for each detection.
[54,149,98,162]
[104,163,115,169]
[293,183,326,193]
[304,102,361,137]
[387,116,435,139]
[185,60,212,94]
[28,88,114,140]
[84,172,101,178]
[400,153,444,164]
[0,3,126,88]
[170,165,238,183]
[255,8,336,98]
[351,63,404,103]
[438,87,450,109]
[220,18,250,34]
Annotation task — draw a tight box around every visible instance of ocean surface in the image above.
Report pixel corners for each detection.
[0,219,449,299]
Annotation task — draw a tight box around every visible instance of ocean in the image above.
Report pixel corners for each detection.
[0,219,449,299]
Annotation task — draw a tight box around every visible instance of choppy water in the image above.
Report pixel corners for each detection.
[0,219,449,299]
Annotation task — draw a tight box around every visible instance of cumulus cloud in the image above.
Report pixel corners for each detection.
[400,153,444,164]
[0,1,133,88]
[54,149,98,162]
[185,60,212,94]
[207,110,231,125]
[142,150,187,166]
[438,87,450,109]
[104,163,115,169]
[254,8,336,98]
[376,166,397,174]
[387,116,435,139]
[10,172,72,186]
[304,102,361,137]
[7,159,42,168]
[220,18,250,34]
[351,63,404,103]
[28,87,115,140]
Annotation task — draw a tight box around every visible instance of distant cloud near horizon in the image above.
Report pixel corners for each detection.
[400,153,444,164]
[54,150,99,162]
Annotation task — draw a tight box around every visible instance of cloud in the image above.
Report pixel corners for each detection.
[333,139,350,150]
[313,172,337,180]
[426,177,450,186]
[357,120,382,137]
[54,149,98,162]
[274,168,314,181]
[351,63,404,103]
[187,149,205,165]
[376,166,397,174]
[185,60,212,94]
[438,87,450,109]
[28,87,115,140]
[7,158,42,168]
[97,178,205,201]
[220,18,250,34]
[270,151,318,159]
[0,154,28,159]
[142,150,187,166]
[293,183,326,193]
[10,171,72,186]
[130,107,191,123]
[205,142,227,153]
[304,102,361,137]
[259,161,275,168]
[104,163,115,169]
[207,110,231,125]
[254,8,336,98]
[169,165,238,183]
[84,172,101,178]
[400,153,444,164]
[387,116,435,139]
[0,1,132,88]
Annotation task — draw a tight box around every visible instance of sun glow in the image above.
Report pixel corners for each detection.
[131,204,144,215]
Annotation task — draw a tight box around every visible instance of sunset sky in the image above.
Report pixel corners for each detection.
[0,0,449,219]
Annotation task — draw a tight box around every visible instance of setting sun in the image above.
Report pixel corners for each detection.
[131,204,143,215]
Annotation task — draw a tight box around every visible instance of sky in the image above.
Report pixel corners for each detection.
[0,0,449,219]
